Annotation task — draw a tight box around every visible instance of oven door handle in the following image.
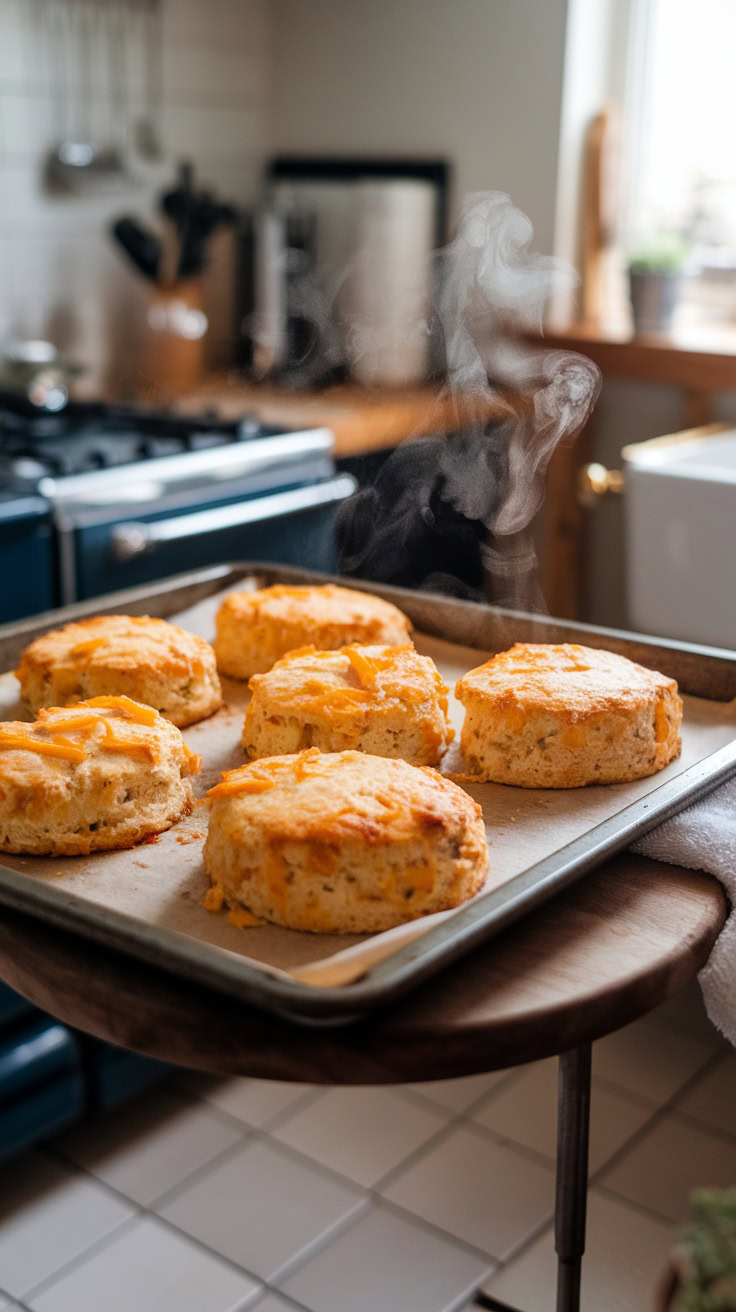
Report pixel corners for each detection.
[111,475,357,562]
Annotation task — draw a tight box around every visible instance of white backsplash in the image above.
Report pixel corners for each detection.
[0,0,270,395]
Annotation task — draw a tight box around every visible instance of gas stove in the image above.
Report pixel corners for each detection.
[0,397,355,614]
[0,397,313,485]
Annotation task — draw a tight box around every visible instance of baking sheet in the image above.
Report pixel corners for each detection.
[1,577,734,993]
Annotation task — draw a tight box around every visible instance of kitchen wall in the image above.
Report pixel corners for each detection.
[0,0,270,394]
[268,0,736,632]
[269,0,569,255]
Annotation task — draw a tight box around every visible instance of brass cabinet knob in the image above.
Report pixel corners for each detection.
[578,462,624,506]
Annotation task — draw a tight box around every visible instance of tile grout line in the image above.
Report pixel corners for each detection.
[170,1077,327,1136]
[17,1033,724,1307]
[592,1178,691,1228]
[267,1197,374,1291]
[668,1105,736,1146]
[389,1067,528,1118]
[19,1211,143,1304]
[590,1044,727,1194]
[374,1196,500,1268]
[41,1074,548,1287]
[473,1042,727,1300]
[21,1150,267,1304]
[45,1118,256,1213]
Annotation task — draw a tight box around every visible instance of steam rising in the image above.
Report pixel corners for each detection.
[339,190,601,610]
[433,192,601,605]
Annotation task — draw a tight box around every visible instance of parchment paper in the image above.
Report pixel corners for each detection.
[1,580,734,990]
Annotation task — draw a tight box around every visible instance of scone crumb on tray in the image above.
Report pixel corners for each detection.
[227,908,263,929]
[203,884,225,912]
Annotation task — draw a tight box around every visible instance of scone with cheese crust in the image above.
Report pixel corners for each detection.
[214,583,412,679]
[0,696,201,855]
[455,642,682,788]
[16,615,222,728]
[242,643,453,766]
[204,749,488,933]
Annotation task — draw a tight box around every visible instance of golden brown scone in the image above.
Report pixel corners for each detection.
[16,615,222,728]
[213,583,412,679]
[0,697,201,856]
[242,643,453,766]
[204,749,488,933]
[455,642,682,788]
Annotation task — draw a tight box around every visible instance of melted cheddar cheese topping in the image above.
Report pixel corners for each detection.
[81,696,159,725]
[69,637,107,657]
[0,695,198,770]
[208,748,331,799]
[0,731,86,763]
[249,644,448,721]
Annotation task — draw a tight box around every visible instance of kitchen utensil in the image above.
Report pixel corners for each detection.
[110,217,162,283]
[44,0,129,194]
[160,164,237,279]
[135,0,164,160]
[0,562,734,1025]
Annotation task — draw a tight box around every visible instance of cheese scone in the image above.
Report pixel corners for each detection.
[0,697,201,855]
[242,644,453,766]
[455,642,682,788]
[204,749,488,933]
[16,614,222,728]
[214,583,412,679]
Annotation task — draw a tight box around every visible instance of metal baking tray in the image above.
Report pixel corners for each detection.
[0,561,735,1027]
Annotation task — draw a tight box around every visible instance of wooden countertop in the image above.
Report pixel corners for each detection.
[174,376,513,457]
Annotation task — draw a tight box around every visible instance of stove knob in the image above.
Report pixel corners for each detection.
[112,522,150,560]
[236,415,261,440]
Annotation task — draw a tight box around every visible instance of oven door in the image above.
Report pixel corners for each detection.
[61,475,357,603]
[0,500,55,622]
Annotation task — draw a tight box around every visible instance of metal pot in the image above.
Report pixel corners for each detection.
[0,341,80,413]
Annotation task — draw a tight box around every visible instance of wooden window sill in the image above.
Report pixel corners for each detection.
[542,321,736,391]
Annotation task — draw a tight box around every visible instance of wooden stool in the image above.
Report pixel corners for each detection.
[0,854,725,1312]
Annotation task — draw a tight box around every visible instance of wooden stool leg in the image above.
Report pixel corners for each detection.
[555,1043,592,1312]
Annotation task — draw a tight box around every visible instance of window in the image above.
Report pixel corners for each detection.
[630,0,736,272]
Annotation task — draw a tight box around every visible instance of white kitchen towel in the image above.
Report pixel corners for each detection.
[632,777,736,1045]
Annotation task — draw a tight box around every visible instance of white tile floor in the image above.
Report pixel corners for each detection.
[0,981,731,1312]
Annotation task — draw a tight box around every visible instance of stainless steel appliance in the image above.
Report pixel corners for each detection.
[0,399,355,616]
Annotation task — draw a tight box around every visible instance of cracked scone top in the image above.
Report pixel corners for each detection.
[214,583,412,678]
[242,643,453,766]
[204,749,488,933]
[455,643,682,788]
[16,614,222,728]
[0,697,201,855]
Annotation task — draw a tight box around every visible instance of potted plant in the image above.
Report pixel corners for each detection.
[628,236,689,335]
[656,1188,736,1311]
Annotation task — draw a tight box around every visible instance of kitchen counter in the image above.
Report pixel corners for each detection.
[174,376,513,457]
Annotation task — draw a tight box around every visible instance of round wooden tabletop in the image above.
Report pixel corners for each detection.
[0,854,725,1086]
